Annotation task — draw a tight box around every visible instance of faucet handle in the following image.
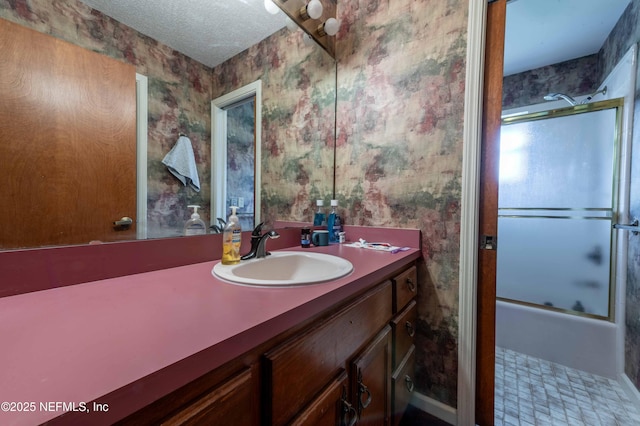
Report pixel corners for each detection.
[251,222,265,237]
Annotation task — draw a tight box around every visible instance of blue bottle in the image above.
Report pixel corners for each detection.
[327,200,342,243]
[313,200,326,227]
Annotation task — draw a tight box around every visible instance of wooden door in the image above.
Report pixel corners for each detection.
[351,325,392,426]
[0,18,137,249]
[477,0,506,424]
[290,371,349,426]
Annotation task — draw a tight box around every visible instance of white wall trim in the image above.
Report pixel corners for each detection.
[135,73,148,240]
[458,0,488,425]
[211,80,262,226]
[412,391,458,425]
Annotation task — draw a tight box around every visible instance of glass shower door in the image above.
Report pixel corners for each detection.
[497,101,622,318]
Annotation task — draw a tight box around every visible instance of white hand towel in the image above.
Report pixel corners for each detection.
[162,135,201,192]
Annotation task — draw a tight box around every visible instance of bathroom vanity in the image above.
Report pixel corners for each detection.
[0,227,420,426]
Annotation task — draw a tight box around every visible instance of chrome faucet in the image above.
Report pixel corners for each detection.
[241,223,280,260]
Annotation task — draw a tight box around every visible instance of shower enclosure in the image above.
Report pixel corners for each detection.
[495,99,624,377]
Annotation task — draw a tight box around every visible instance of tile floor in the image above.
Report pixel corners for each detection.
[495,347,640,426]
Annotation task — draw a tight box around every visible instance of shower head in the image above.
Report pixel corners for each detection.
[543,86,608,107]
[543,93,578,106]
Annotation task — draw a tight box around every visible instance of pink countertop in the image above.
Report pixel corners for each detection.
[0,243,419,425]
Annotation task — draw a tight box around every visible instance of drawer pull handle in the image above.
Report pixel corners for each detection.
[406,278,416,293]
[405,321,415,337]
[405,375,415,392]
[357,370,372,412]
[341,390,358,426]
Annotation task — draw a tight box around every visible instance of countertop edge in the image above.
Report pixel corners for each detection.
[45,250,420,425]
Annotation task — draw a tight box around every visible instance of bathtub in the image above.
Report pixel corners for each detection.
[495,299,619,378]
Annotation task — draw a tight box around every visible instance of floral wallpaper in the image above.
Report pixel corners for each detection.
[211,28,337,227]
[335,0,468,406]
[0,0,212,239]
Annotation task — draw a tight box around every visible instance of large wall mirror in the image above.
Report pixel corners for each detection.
[0,0,337,251]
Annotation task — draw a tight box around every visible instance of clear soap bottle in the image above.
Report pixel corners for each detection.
[184,205,207,236]
[221,206,242,265]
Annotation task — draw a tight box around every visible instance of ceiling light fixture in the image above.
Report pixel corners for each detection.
[300,0,323,21]
[317,17,339,37]
[264,0,280,15]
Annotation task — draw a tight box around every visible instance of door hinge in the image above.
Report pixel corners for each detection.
[480,235,497,250]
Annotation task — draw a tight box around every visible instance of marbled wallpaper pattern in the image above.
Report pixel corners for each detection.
[502,54,599,110]
[335,0,468,406]
[0,0,212,239]
[211,28,337,227]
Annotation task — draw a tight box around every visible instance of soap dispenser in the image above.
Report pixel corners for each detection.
[184,205,207,236]
[221,206,242,265]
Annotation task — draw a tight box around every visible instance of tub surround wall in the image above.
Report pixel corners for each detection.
[0,0,212,237]
[335,0,467,406]
[607,0,640,393]
[500,0,640,394]
[502,55,600,110]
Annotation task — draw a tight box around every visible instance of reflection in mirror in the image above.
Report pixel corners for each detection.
[0,0,336,251]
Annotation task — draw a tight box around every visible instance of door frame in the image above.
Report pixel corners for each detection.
[458,0,505,425]
[211,80,262,227]
[136,73,148,240]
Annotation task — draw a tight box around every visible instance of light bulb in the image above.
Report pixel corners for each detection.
[323,18,340,36]
[317,17,339,37]
[264,0,279,15]
[307,0,323,19]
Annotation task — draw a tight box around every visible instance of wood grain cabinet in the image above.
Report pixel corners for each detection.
[120,262,418,426]
[390,267,418,426]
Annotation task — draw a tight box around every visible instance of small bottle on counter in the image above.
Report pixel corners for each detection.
[327,200,343,243]
[313,200,325,227]
[301,227,311,248]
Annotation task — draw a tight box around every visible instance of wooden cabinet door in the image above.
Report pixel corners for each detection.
[264,282,392,426]
[160,368,256,426]
[351,325,392,426]
[391,346,415,426]
[290,370,352,426]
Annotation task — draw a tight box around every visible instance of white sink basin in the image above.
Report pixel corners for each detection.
[212,251,354,287]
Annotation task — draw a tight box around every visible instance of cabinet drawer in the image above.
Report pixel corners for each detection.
[290,370,349,426]
[161,367,255,426]
[264,281,393,426]
[391,345,415,426]
[392,266,417,313]
[391,300,417,369]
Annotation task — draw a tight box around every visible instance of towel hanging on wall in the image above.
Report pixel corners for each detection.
[161,135,201,192]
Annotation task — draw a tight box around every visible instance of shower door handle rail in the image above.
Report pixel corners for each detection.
[613,219,639,235]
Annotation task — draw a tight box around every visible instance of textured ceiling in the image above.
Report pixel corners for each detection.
[79,0,632,75]
[504,0,631,76]
[79,0,287,68]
